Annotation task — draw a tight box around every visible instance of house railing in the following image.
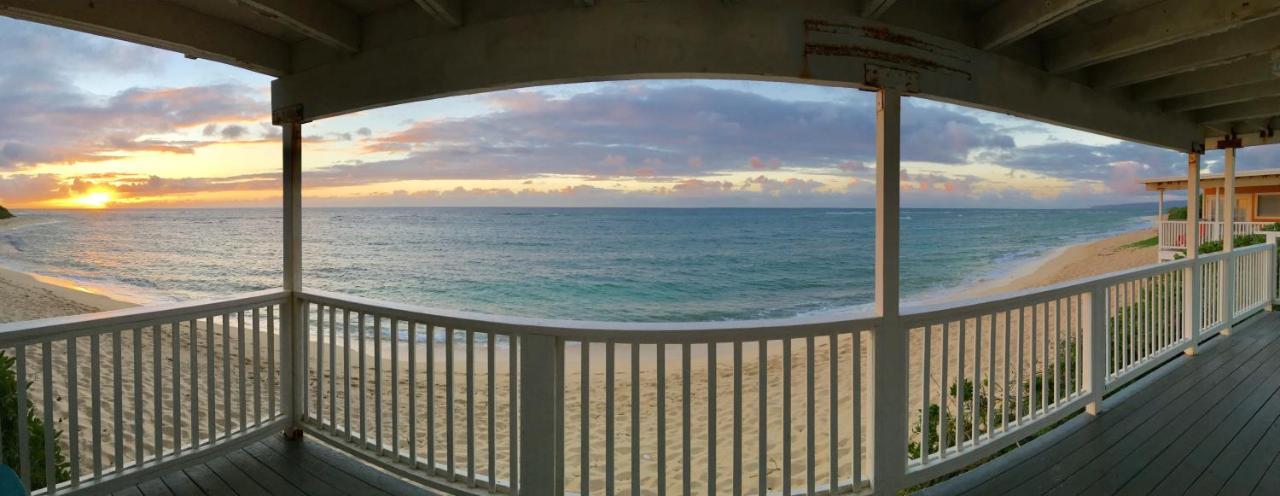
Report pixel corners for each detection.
[1158,220,1271,250]
[1,244,1276,495]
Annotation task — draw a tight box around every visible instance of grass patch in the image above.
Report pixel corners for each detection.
[1122,236,1158,249]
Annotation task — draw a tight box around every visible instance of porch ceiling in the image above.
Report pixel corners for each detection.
[3,0,1279,151]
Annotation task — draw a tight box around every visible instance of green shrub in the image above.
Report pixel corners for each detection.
[1167,206,1187,221]
[0,352,70,491]
[1262,222,1280,232]
[1198,234,1266,254]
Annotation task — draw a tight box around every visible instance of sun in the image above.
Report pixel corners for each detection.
[73,192,114,209]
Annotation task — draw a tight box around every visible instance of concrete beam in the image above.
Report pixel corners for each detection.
[272,1,1201,150]
[977,0,1101,50]
[413,0,462,27]
[1194,96,1280,124]
[1131,54,1276,102]
[1044,0,1280,74]
[1162,80,1280,112]
[0,0,289,76]
[1089,17,1280,89]
[862,0,898,19]
[237,0,361,53]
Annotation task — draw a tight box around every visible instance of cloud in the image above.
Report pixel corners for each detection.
[0,18,269,171]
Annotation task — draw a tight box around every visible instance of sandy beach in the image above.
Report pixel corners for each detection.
[0,218,1159,493]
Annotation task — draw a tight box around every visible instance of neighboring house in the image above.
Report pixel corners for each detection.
[1144,168,1280,260]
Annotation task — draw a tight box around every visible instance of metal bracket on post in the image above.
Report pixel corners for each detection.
[278,104,306,438]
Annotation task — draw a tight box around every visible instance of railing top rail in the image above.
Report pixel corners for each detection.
[900,243,1273,324]
[298,288,879,342]
[0,288,288,346]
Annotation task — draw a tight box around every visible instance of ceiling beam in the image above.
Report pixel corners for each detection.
[1131,54,1277,102]
[236,0,361,53]
[413,0,462,27]
[273,2,1201,150]
[1194,96,1280,124]
[1044,0,1280,74]
[861,0,897,19]
[1089,17,1280,89]
[0,0,289,76]
[1162,80,1280,112]
[977,0,1101,50]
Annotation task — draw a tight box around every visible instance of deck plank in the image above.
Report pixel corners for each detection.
[965,319,1280,495]
[936,312,1280,496]
[242,440,353,496]
[223,448,308,496]
[184,464,236,496]
[159,468,205,495]
[260,435,425,496]
[206,455,271,496]
[136,478,175,496]
[255,436,392,496]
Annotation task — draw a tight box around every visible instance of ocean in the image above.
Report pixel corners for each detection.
[0,207,1151,322]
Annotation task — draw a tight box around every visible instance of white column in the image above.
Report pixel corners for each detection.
[1223,147,1237,334]
[870,88,906,496]
[1158,190,1164,219]
[278,106,304,434]
[1184,152,1202,356]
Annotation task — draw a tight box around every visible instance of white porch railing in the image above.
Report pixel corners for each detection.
[1,244,1276,495]
[1157,221,1272,250]
[0,290,289,495]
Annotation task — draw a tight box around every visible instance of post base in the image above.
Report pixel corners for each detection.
[1184,347,1197,356]
[283,427,304,440]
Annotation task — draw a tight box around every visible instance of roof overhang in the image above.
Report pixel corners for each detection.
[4,0,1280,153]
[1143,168,1280,191]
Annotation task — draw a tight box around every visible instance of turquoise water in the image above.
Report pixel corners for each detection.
[0,208,1150,321]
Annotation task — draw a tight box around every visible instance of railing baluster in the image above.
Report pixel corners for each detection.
[1001,312,1010,432]
[708,343,718,496]
[409,322,418,469]
[853,330,862,485]
[42,342,55,494]
[782,338,791,494]
[922,325,931,463]
[133,327,144,467]
[580,341,590,495]
[239,311,247,431]
[805,335,815,493]
[427,323,437,470]
[829,332,839,493]
[152,326,163,461]
[316,306,324,426]
[66,337,80,487]
[1016,309,1024,423]
[487,331,496,493]
[343,309,351,440]
[222,314,232,440]
[632,343,641,496]
[113,330,124,472]
[466,329,475,486]
[732,341,742,496]
[375,315,383,454]
[972,317,981,443]
[360,313,368,447]
[17,345,30,488]
[268,307,276,420]
[508,334,518,495]
[605,341,615,496]
[659,344,670,496]
[92,333,102,479]
[758,340,768,496]
[201,316,210,445]
[254,308,262,426]
[680,342,691,495]
[392,319,401,461]
[446,327,455,480]
[172,322,182,456]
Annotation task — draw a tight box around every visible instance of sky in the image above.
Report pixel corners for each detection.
[2,17,1277,210]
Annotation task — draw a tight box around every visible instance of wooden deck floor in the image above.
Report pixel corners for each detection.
[110,436,434,496]
[921,311,1280,496]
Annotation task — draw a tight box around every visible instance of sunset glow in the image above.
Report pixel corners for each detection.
[71,192,114,209]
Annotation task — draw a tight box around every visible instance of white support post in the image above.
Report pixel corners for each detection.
[277,105,305,437]
[1223,147,1237,334]
[519,334,563,494]
[1085,285,1107,415]
[1158,189,1164,220]
[1185,152,1202,356]
[870,88,906,496]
